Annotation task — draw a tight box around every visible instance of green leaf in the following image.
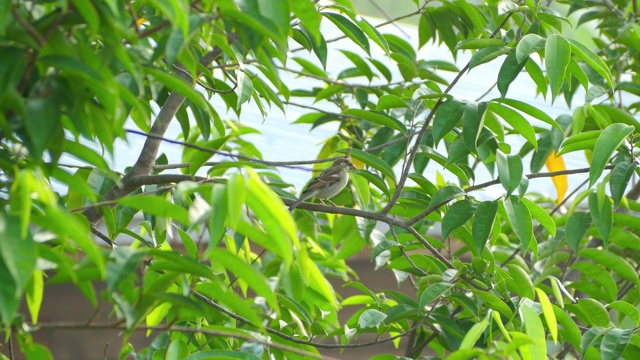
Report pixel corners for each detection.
[353,170,389,197]
[344,282,381,308]
[20,342,53,360]
[26,270,43,324]
[610,162,636,207]
[459,311,490,349]
[524,58,548,98]
[601,328,632,360]
[209,184,227,247]
[589,123,634,187]
[340,50,374,80]
[498,98,561,131]
[371,240,398,261]
[290,0,321,42]
[322,12,370,54]
[226,173,245,229]
[245,169,296,263]
[489,102,537,150]
[338,148,396,182]
[119,195,189,225]
[497,51,527,98]
[145,67,215,119]
[39,54,102,81]
[349,14,390,55]
[570,262,617,303]
[63,141,109,170]
[469,46,511,69]
[496,151,523,195]
[557,132,600,156]
[358,309,387,328]
[433,98,465,145]
[472,201,498,255]
[565,211,591,252]
[0,213,35,325]
[566,37,614,89]
[472,290,513,318]
[419,282,453,312]
[186,136,229,175]
[567,59,589,92]
[545,34,571,103]
[520,303,547,360]
[462,101,488,152]
[25,97,61,160]
[506,264,534,299]
[442,200,474,240]
[236,71,253,108]
[343,109,407,133]
[376,94,409,111]
[184,350,261,360]
[292,57,326,77]
[455,38,505,50]
[553,304,582,350]
[575,298,610,327]
[581,326,608,358]
[333,216,366,260]
[429,185,465,210]
[504,196,533,252]
[516,34,546,63]
[36,208,105,278]
[588,192,612,245]
[166,339,189,360]
[369,58,392,82]
[579,248,640,286]
[607,301,640,326]
[106,248,146,293]
[521,197,556,237]
[175,227,198,259]
[209,248,278,311]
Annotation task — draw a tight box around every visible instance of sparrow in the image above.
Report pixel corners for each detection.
[288,158,356,211]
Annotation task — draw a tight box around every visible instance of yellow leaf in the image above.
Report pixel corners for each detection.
[136,17,148,27]
[545,151,567,204]
[352,158,364,169]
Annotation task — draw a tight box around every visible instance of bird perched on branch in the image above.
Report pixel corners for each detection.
[288,158,356,211]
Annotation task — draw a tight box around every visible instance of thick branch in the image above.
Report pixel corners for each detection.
[83,34,238,224]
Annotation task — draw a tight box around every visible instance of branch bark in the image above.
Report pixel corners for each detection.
[83,34,238,224]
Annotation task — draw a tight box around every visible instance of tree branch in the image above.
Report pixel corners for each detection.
[192,291,427,349]
[29,322,321,358]
[72,178,221,213]
[380,8,518,215]
[83,34,238,224]
[11,6,45,46]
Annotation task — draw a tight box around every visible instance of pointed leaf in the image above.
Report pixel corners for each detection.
[504,196,533,252]
[589,123,634,187]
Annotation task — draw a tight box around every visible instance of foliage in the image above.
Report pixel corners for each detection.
[1,0,640,359]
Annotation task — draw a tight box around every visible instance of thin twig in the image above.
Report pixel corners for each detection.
[192,291,429,349]
[125,129,329,172]
[381,8,518,215]
[407,165,614,226]
[30,322,321,358]
[152,157,343,171]
[72,178,221,213]
[11,6,45,45]
[391,226,428,276]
